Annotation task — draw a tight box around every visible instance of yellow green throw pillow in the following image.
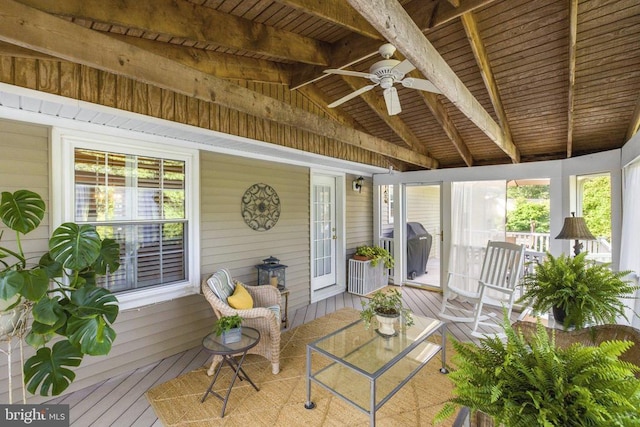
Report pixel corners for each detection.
[227,283,254,309]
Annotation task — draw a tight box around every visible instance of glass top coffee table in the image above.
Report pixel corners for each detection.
[304,314,448,426]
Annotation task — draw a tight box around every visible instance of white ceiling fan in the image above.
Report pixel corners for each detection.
[324,43,441,116]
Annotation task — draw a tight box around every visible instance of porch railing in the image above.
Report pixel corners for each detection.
[379,237,394,280]
[507,231,611,259]
[380,232,611,281]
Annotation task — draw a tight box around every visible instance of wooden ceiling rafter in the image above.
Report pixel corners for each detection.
[419,91,474,167]
[108,34,292,85]
[461,11,515,157]
[394,48,474,167]
[626,95,640,141]
[16,0,332,66]
[0,0,438,169]
[347,0,521,163]
[295,84,367,133]
[272,0,382,41]
[289,0,499,90]
[567,0,578,158]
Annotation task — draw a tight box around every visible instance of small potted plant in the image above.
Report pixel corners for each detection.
[354,245,395,269]
[360,288,413,336]
[213,314,244,344]
[518,252,638,329]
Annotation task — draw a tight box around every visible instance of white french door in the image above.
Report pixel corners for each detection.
[311,174,344,302]
[311,175,336,289]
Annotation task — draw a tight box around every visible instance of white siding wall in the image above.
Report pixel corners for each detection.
[200,151,310,311]
[345,174,373,254]
[0,119,50,404]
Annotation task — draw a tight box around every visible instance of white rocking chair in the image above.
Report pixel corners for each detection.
[439,240,526,337]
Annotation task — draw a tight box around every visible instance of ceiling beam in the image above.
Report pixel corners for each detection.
[16,0,331,66]
[347,0,520,163]
[273,0,382,40]
[107,34,291,85]
[0,40,54,59]
[289,0,498,89]
[419,91,474,167]
[567,0,578,158]
[461,12,514,155]
[626,94,640,141]
[296,84,367,133]
[0,0,437,169]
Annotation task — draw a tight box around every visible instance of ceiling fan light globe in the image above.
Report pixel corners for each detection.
[380,77,394,89]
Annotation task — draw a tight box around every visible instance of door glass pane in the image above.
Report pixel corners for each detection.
[405,185,440,287]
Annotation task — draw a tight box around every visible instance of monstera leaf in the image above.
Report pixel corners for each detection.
[67,315,117,356]
[0,269,24,300]
[0,190,45,235]
[66,286,118,355]
[18,269,49,301]
[38,252,63,279]
[24,340,83,396]
[49,223,102,271]
[32,297,65,326]
[92,238,121,275]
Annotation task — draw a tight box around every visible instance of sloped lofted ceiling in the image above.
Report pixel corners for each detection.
[0,0,639,171]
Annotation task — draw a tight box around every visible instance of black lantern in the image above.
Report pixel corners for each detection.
[256,256,287,290]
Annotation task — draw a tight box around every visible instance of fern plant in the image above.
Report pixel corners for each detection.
[518,252,638,329]
[434,316,640,426]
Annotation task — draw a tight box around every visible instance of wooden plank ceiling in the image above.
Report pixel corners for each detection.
[0,0,639,171]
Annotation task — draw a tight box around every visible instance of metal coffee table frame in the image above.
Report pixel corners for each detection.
[304,315,448,426]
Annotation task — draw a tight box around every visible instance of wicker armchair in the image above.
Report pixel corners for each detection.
[202,271,282,375]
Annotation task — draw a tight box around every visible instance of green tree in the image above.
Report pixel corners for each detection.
[507,184,549,200]
[506,200,550,232]
[581,176,610,239]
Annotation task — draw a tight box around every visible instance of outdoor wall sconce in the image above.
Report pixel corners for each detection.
[352,176,364,193]
[555,212,596,256]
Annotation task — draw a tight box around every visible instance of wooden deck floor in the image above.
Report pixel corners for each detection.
[47,286,509,426]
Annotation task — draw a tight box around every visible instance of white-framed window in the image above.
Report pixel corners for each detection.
[51,129,200,310]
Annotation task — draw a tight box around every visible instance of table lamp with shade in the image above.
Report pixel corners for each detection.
[555,212,596,256]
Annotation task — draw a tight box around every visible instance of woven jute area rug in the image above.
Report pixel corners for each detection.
[146,308,458,426]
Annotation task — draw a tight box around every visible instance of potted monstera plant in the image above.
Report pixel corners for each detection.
[0,189,121,398]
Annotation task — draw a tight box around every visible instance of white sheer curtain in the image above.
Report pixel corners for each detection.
[448,181,506,294]
[619,159,640,328]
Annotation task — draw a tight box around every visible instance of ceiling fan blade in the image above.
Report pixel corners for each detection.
[391,59,416,79]
[383,86,402,116]
[401,77,442,94]
[323,69,375,79]
[328,84,378,108]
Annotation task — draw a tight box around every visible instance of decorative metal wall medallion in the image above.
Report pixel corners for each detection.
[241,183,281,231]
